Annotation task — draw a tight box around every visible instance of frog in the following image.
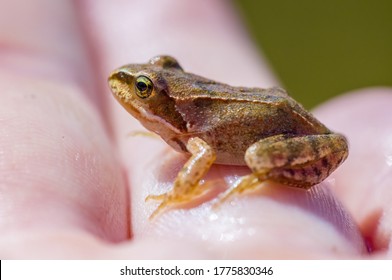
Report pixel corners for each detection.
[108,55,349,219]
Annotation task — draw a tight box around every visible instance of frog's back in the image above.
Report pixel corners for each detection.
[169,71,331,165]
[164,70,290,104]
[169,70,329,133]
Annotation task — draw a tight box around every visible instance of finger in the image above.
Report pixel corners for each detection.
[87,0,279,87]
[0,0,128,244]
[314,87,392,256]
[0,0,106,107]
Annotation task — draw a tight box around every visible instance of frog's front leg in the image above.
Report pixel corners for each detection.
[146,137,216,219]
[218,133,348,204]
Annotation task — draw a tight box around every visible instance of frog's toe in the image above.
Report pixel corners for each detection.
[147,194,191,220]
[148,200,170,220]
[145,193,167,202]
[147,184,211,219]
[214,174,261,208]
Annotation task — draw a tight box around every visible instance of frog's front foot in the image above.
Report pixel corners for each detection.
[146,193,173,220]
[147,137,216,220]
[147,187,208,220]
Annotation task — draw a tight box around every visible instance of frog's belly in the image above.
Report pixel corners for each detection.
[214,151,247,166]
[201,133,251,166]
[199,126,281,166]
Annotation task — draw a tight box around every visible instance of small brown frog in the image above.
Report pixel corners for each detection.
[108,55,348,219]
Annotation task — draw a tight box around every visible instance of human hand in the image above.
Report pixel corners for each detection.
[1,0,390,259]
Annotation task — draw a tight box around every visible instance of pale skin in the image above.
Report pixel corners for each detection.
[1,0,391,259]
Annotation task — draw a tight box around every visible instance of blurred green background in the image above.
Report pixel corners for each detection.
[234,0,392,108]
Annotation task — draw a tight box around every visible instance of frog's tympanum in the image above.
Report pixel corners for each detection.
[109,55,348,219]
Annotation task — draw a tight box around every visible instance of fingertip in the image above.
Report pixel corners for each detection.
[313,87,392,254]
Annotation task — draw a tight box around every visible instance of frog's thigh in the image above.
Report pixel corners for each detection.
[245,133,348,189]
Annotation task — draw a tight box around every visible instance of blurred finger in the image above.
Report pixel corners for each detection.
[0,0,129,245]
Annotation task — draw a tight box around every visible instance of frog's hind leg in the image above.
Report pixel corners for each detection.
[146,137,216,220]
[256,133,348,188]
[216,133,348,205]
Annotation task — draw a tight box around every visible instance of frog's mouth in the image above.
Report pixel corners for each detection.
[108,78,142,118]
[108,71,143,120]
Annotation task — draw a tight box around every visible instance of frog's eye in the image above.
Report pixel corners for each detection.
[135,76,153,98]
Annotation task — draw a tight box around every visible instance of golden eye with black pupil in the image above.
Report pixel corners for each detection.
[135,76,153,98]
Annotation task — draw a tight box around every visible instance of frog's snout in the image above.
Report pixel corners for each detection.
[108,69,134,100]
[108,69,133,87]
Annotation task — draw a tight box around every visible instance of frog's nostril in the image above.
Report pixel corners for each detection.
[109,70,134,86]
[117,71,127,80]
[108,70,123,82]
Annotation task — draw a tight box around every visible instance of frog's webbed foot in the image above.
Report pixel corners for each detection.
[146,137,216,220]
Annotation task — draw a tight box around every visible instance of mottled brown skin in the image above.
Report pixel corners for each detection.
[108,55,349,219]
